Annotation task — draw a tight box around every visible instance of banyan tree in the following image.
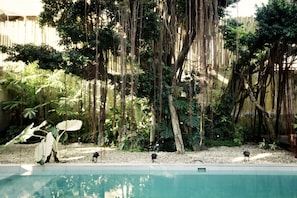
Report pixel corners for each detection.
[224,0,297,145]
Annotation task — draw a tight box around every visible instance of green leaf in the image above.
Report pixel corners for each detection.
[23,108,37,119]
[2,101,24,110]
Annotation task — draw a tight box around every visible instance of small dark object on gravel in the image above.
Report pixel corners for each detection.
[151,153,157,162]
[243,150,250,161]
[92,152,99,163]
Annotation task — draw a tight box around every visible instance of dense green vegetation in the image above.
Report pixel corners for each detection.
[1,0,297,153]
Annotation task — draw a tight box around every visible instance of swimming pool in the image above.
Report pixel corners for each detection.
[0,164,297,198]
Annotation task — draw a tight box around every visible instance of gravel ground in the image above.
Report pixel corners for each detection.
[0,143,297,165]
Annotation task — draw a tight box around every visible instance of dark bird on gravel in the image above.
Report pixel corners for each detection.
[151,153,157,163]
[92,152,99,163]
[243,150,250,161]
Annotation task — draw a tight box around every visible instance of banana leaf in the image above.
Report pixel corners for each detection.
[4,121,48,146]
[56,120,82,131]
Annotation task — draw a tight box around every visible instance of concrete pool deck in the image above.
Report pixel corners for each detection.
[1,163,297,180]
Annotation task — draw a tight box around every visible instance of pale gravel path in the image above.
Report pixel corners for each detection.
[0,143,297,165]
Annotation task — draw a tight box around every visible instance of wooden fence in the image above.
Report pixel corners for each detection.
[0,18,60,67]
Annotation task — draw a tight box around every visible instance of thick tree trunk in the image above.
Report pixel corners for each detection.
[150,106,156,144]
[129,1,138,131]
[198,0,206,147]
[98,78,107,146]
[151,41,157,145]
[168,94,185,154]
[119,11,127,142]
[286,73,295,137]
[244,79,276,138]
[92,30,99,143]
[112,76,117,140]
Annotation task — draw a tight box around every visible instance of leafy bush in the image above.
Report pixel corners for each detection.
[204,139,239,147]
[119,130,150,152]
[258,138,279,150]
[233,124,249,146]
[1,44,64,71]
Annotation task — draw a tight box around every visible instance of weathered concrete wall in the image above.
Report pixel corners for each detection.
[238,71,297,136]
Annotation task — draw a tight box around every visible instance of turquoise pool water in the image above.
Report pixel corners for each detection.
[0,165,297,198]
